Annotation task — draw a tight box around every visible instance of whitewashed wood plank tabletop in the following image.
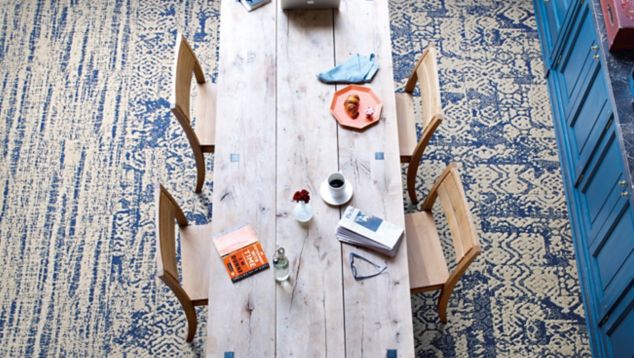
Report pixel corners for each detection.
[275,8,347,358]
[207,1,414,356]
[206,0,277,356]
[334,0,415,356]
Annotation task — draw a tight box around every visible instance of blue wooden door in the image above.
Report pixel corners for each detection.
[537,0,634,356]
[534,0,575,64]
[577,128,634,356]
[560,109,634,358]
[575,127,634,313]
[550,2,599,115]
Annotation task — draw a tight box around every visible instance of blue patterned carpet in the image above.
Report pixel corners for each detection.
[0,0,589,356]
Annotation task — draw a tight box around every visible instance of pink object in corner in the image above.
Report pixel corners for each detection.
[601,0,634,50]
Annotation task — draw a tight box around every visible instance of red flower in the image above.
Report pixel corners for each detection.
[292,189,310,203]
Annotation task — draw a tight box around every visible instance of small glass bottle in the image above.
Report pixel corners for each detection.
[273,247,290,282]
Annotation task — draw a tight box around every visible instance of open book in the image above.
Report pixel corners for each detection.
[336,206,404,257]
[213,225,269,283]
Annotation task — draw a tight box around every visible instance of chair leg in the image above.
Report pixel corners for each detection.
[407,181,418,206]
[403,159,419,205]
[437,288,451,323]
[184,304,198,342]
[195,167,205,193]
[194,152,206,193]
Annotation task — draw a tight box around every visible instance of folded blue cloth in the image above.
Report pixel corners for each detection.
[318,53,379,84]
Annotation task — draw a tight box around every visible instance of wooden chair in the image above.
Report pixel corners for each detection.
[155,184,213,342]
[396,45,444,204]
[405,163,480,323]
[170,33,216,193]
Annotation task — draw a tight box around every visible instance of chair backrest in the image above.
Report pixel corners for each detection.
[403,45,444,204]
[171,33,206,125]
[421,164,480,270]
[155,184,202,342]
[155,184,188,284]
[404,45,443,128]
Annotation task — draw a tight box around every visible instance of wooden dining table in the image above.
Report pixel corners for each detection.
[206,0,415,356]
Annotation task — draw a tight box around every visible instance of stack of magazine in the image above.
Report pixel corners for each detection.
[240,0,270,11]
[336,206,404,257]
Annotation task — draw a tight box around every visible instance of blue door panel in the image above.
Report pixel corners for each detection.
[534,0,556,61]
[562,40,592,100]
[605,283,634,358]
[609,305,634,358]
[551,58,611,186]
[570,71,608,154]
[594,210,634,291]
[571,108,612,183]
[579,132,624,230]
[595,236,634,318]
[545,2,561,43]
[533,0,578,66]
[534,0,561,63]
[589,180,629,249]
[554,0,572,17]
[558,6,594,93]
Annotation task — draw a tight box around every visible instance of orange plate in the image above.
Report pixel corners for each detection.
[330,85,383,130]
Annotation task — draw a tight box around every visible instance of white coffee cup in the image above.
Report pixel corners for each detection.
[327,172,347,200]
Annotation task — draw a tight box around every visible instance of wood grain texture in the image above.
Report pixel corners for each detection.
[419,164,479,261]
[205,0,277,356]
[405,115,443,204]
[404,211,448,290]
[155,184,211,342]
[395,92,417,162]
[275,8,346,358]
[333,0,415,356]
[194,82,217,152]
[399,45,444,202]
[156,184,186,290]
[171,105,208,193]
[207,0,415,355]
[172,34,206,120]
[0,0,590,356]
[414,46,442,127]
[171,34,216,193]
[180,222,214,302]
[403,45,442,128]
[407,164,480,322]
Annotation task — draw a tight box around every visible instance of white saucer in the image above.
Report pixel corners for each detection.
[320,180,354,206]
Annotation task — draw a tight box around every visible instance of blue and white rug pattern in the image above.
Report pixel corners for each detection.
[0,0,589,356]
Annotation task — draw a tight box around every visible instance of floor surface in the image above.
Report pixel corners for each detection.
[0,0,589,356]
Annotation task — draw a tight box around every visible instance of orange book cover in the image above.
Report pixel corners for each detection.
[213,225,269,283]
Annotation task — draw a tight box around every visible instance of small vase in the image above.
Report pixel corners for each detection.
[293,201,314,223]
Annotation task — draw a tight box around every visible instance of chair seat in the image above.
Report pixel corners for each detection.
[179,221,214,302]
[405,211,449,291]
[194,82,217,151]
[395,93,417,163]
